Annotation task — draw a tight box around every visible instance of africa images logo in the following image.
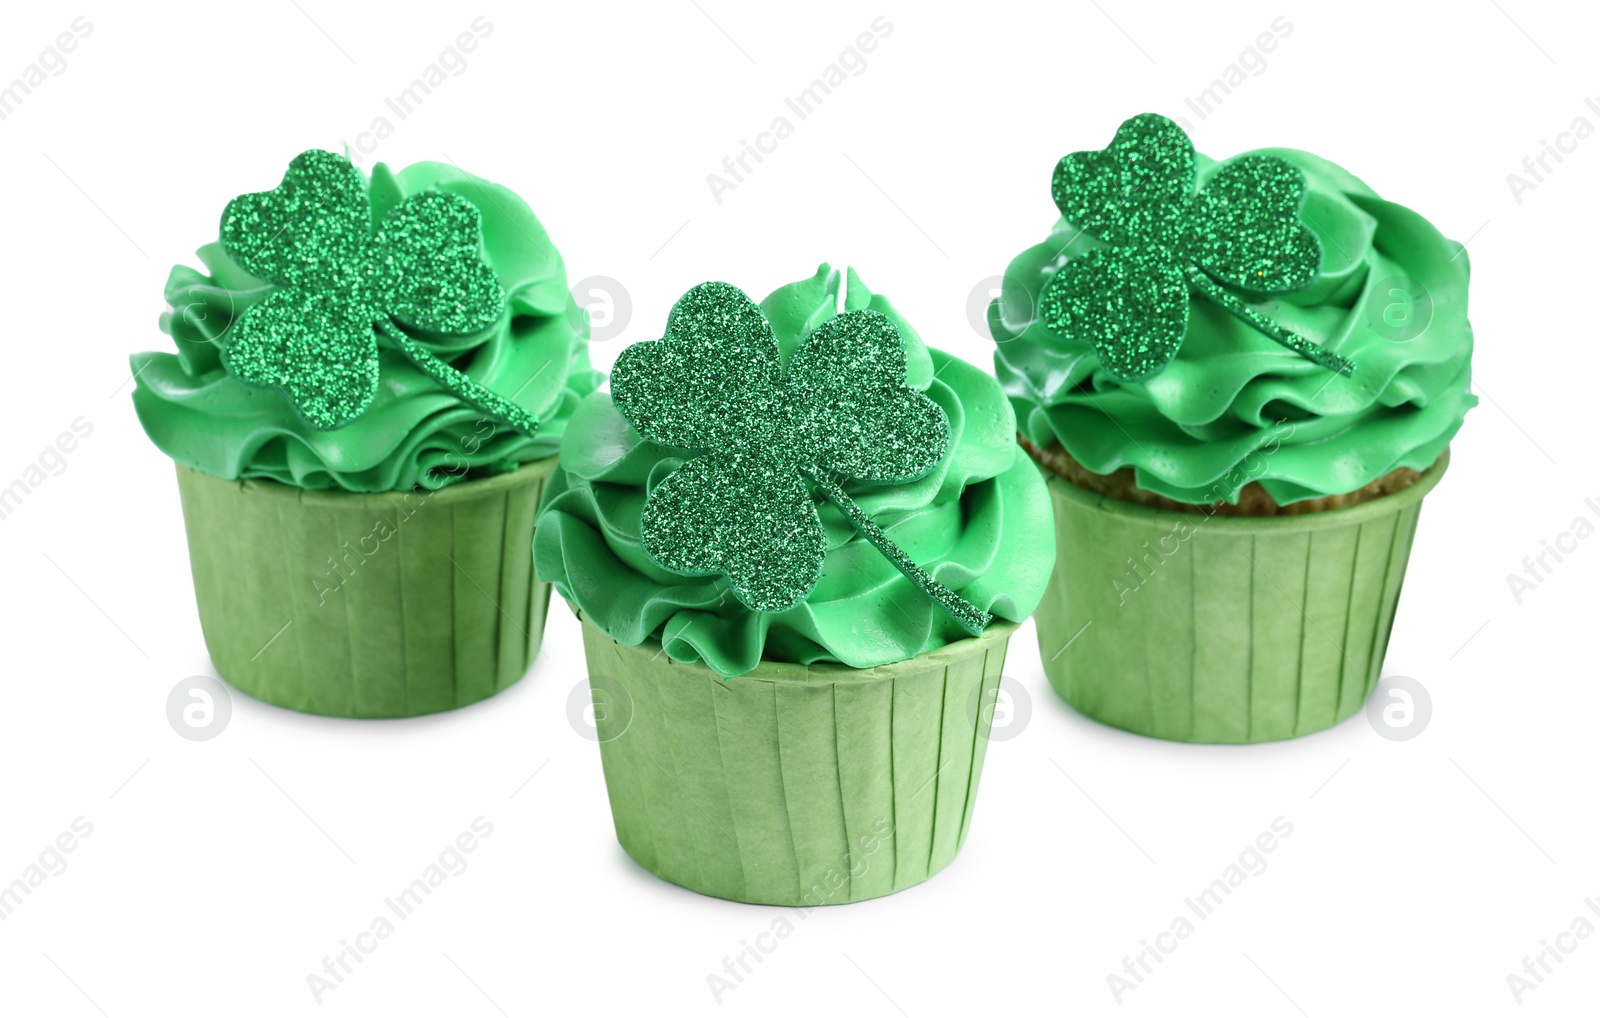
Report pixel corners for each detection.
[0,417,93,523]
[0,17,93,122]
[705,17,893,204]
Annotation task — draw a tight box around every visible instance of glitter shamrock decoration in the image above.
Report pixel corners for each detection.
[609,281,992,635]
[1038,112,1354,380]
[217,149,537,434]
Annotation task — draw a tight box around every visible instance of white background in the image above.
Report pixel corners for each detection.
[0,1,1593,1014]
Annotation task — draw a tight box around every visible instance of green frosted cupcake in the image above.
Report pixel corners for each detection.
[132,150,600,718]
[990,113,1475,743]
[537,265,1052,904]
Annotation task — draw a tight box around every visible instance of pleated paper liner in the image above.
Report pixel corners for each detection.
[1034,454,1448,743]
[579,614,1017,906]
[175,457,557,718]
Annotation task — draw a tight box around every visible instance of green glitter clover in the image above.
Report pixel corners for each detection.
[217,149,537,434]
[1038,112,1354,380]
[609,281,992,635]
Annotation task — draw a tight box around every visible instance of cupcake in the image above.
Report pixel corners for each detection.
[537,265,1052,904]
[990,113,1474,743]
[132,150,599,718]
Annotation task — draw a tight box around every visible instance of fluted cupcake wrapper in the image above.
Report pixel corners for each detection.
[176,458,556,718]
[579,615,1017,906]
[1034,455,1447,744]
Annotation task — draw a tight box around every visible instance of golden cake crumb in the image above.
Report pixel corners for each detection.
[1019,435,1436,518]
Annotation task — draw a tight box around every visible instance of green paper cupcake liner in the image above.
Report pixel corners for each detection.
[175,458,557,718]
[1034,454,1448,743]
[579,615,1017,906]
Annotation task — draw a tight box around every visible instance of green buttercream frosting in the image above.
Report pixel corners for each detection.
[993,147,1476,505]
[536,265,1055,677]
[131,160,600,492]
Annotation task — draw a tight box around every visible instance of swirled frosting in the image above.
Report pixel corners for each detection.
[131,160,600,492]
[536,265,1054,677]
[992,147,1475,505]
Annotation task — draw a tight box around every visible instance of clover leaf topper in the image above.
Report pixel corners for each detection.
[609,282,992,635]
[216,149,537,435]
[1037,112,1355,381]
